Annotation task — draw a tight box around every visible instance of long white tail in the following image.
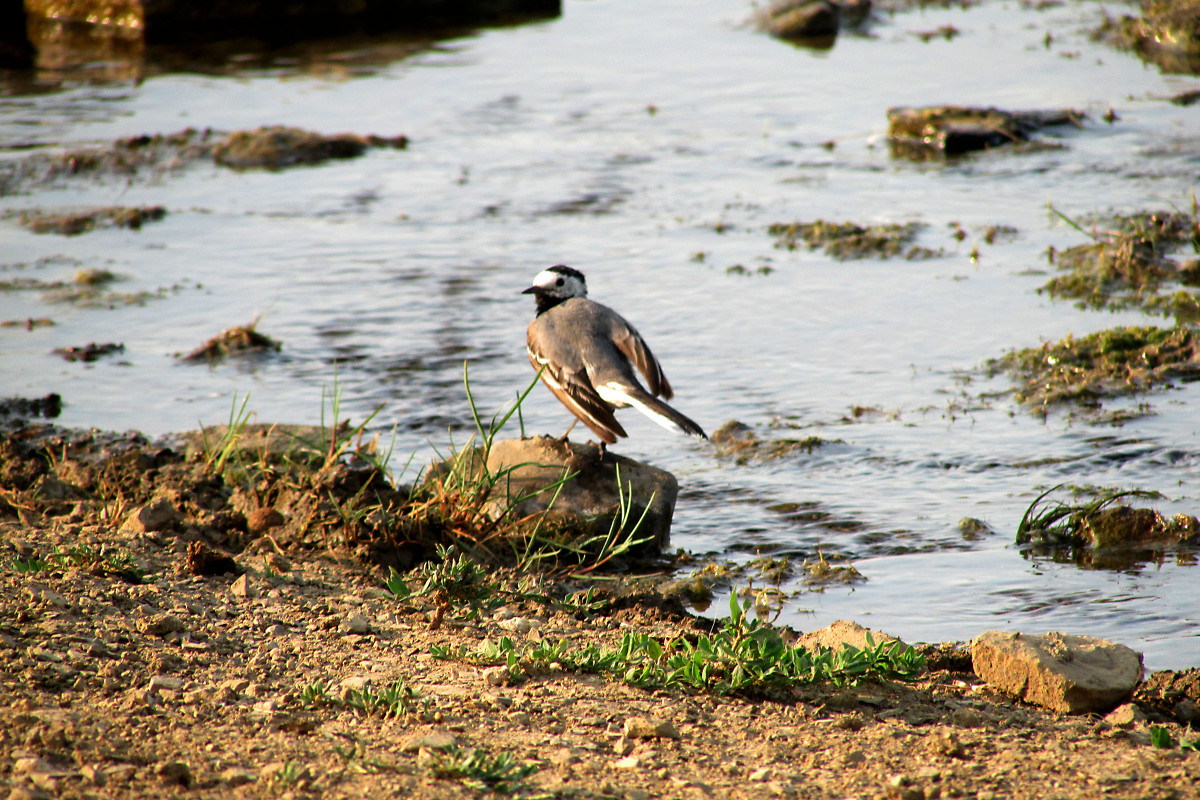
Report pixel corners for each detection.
[597,383,707,439]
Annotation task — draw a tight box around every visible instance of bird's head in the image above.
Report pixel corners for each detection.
[523,265,588,302]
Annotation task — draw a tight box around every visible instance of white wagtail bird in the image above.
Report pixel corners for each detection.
[523,265,707,447]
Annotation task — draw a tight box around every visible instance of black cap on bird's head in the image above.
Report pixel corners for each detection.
[524,265,588,313]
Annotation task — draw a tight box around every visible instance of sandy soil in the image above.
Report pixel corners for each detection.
[1,423,1199,800]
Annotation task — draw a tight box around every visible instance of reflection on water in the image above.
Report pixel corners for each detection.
[1,0,1198,670]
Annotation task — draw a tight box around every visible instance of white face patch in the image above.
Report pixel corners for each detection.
[530,268,587,298]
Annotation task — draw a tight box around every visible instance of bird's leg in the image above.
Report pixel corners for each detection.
[558,419,579,442]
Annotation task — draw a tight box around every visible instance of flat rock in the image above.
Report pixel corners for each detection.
[971,631,1143,714]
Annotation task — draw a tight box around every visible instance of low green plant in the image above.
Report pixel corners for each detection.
[436,591,925,697]
[6,544,144,582]
[1150,725,1200,751]
[426,745,539,795]
[344,679,428,719]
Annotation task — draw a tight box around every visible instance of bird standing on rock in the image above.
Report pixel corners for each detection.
[523,265,707,447]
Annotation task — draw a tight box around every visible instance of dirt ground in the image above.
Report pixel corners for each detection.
[1,423,1199,800]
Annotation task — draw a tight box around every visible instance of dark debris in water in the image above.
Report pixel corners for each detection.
[1041,206,1200,321]
[767,219,941,260]
[12,205,166,236]
[53,342,125,363]
[180,321,282,362]
[711,420,832,463]
[886,105,1084,160]
[987,325,1200,412]
[0,394,62,420]
[213,126,407,170]
[0,126,408,194]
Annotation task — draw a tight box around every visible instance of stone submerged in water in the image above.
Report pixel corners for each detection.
[971,630,1143,714]
[887,105,1085,158]
[429,436,679,553]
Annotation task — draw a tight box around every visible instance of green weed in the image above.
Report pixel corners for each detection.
[426,745,538,795]
[435,591,925,697]
[1150,725,1200,751]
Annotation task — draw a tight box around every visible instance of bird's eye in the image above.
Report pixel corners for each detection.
[555,277,564,286]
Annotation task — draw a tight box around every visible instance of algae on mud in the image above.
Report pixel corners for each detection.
[987,325,1200,412]
[767,219,939,260]
[1042,205,1200,321]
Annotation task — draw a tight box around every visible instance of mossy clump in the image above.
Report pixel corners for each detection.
[768,219,938,260]
[988,325,1200,410]
[711,420,831,463]
[181,320,282,362]
[1097,0,1200,74]
[16,205,166,236]
[1042,206,1200,320]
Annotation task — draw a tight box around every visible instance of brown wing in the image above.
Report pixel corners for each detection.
[527,347,626,444]
[611,321,673,399]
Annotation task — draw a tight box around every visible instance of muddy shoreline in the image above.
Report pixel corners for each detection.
[2,419,1199,799]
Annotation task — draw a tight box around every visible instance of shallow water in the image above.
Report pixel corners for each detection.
[2,0,1198,669]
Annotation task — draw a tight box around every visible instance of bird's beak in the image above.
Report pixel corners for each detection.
[521,286,537,295]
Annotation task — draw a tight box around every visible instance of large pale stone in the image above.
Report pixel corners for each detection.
[971,631,1143,714]
[429,436,678,552]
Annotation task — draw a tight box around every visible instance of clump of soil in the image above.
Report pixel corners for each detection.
[14,205,166,236]
[987,325,1200,412]
[768,219,940,259]
[886,105,1084,159]
[1,422,1199,799]
[180,321,282,362]
[0,126,408,195]
[1042,207,1200,321]
[212,126,407,170]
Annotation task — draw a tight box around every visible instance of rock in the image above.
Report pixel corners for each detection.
[496,616,540,634]
[1103,703,1146,728]
[622,716,680,739]
[122,497,179,533]
[341,613,370,635]
[887,105,1085,159]
[220,767,256,787]
[230,573,260,599]
[611,753,641,770]
[795,620,906,654]
[247,507,285,535]
[754,0,841,39]
[135,613,183,637]
[971,631,1143,714]
[428,436,679,552]
[400,729,457,752]
[154,761,191,786]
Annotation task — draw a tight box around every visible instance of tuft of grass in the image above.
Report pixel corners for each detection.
[200,390,255,474]
[426,745,539,795]
[435,591,924,697]
[1016,484,1187,548]
[385,544,609,629]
